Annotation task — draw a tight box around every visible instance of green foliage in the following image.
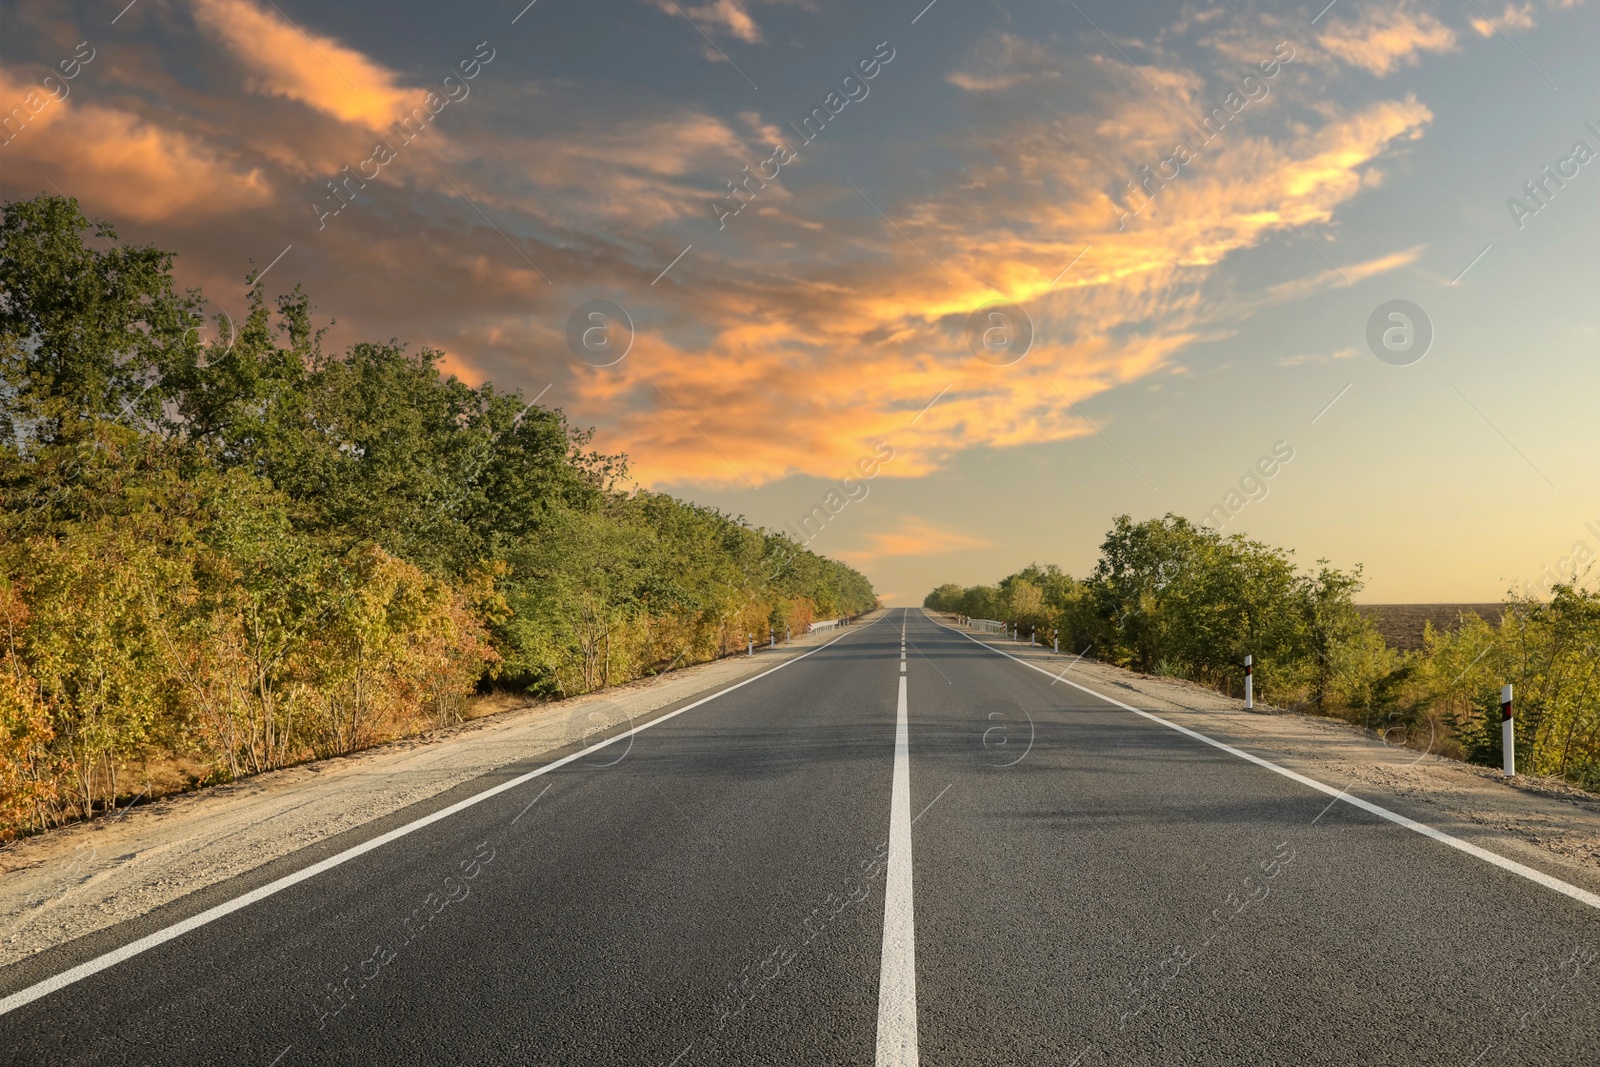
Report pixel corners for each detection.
[929,516,1373,703]
[0,194,875,838]
[1428,587,1600,785]
[0,194,199,444]
[925,516,1600,789]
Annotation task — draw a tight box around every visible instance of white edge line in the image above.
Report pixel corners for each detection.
[920,610,1600,912]
[0,620,884,1016]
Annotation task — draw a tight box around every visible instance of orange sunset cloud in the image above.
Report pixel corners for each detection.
[566,60,1433,488]
[189,0,427,130]
[844,516,993,563]
[1314,3,1459,76]
[0,70,272,222]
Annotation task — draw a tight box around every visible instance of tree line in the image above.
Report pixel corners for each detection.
[925,514,1600,790]
[0,195,876,840]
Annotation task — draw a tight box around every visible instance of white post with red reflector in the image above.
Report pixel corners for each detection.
[1502,683,1515,777]
[1244,655,1254,710]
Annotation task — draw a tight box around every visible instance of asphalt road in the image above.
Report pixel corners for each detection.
[2,608,1597,1065]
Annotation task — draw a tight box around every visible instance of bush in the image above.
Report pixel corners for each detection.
[0,193,877,838]
[926,518,1600,789]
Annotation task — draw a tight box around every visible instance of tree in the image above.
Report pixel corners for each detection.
[0,192,878,837]
[0,195,198,446]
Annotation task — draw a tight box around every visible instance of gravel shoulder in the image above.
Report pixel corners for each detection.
[0,617,882,971]
[932,614,1600,897]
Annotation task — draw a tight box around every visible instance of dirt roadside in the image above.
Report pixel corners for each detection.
[928,614,1600,898]
[0,615,884,971]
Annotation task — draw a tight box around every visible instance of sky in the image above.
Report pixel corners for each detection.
[2,0,1596,605]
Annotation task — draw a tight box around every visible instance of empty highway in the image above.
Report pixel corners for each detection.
[2,609,1596,1065]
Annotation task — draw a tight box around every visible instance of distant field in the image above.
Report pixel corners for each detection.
[1355,603,1503,651]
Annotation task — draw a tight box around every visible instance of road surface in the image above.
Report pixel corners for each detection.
[2,608,1597,1065]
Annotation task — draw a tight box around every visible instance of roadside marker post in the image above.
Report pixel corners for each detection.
[1502,684,1515,777]
[770,630,775,650]
[748,634,753,656]
[1244,655,1254,710]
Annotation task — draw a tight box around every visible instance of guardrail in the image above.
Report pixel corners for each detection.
[969,618,1004,634]
[807,612,869,633]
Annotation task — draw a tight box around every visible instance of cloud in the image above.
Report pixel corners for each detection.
[0,10,1446,499]
[1316,3,1458,75]
[0,70,272,222]
[661,100,1366,498]
[647,0,763,43]
[1278,347,1360,366]
[1471,3,1537,35]
[946,34,1065,93]
[556,56,1434,488]
[845,517,992,562]
[459,109,770,227]
[188,0,425,130]
[1262,245,1428,304]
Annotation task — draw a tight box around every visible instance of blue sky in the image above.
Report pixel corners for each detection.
[2,0,1596,602]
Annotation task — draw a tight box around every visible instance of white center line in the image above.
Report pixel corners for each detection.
[876,672,918,1066]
